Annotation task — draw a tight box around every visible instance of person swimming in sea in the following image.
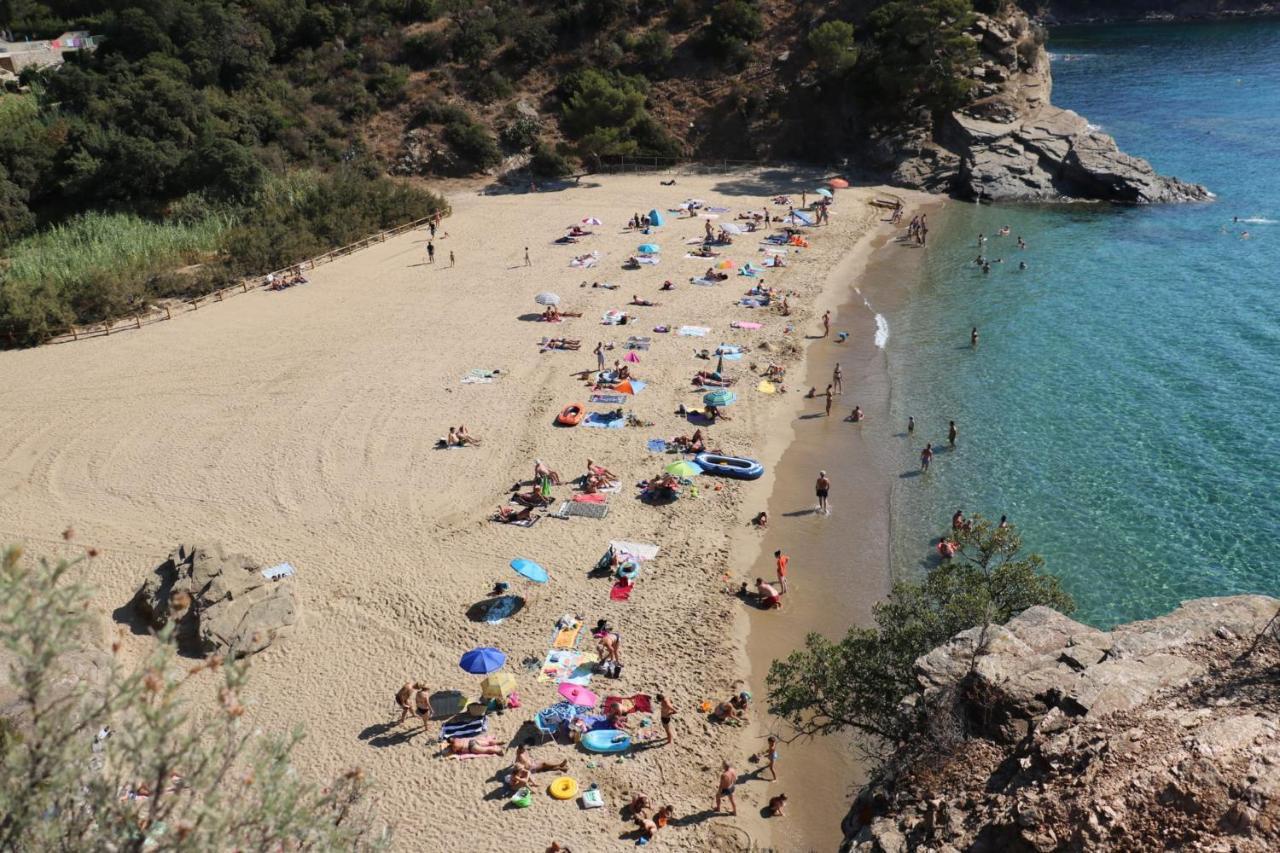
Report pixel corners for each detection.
[1019,261,1028,270]
[971,327,979,347]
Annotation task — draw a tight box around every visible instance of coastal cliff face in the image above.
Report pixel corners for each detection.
[880,7,1211,202]
[844,595,1280,852]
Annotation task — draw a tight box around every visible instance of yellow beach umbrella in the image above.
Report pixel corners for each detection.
[479,671,517,700]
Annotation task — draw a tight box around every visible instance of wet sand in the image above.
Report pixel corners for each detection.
[737,207,942,851]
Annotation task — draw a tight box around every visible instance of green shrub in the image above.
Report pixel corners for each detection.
[701,0,763,62]
[529,142,572,178]
[859,0,980,117]
[366,62,411,105]
[449,8,500,63]
[559,69,678,158]
[468,69,514,104]
[410,100,472,127]
[633,29,673,75]
[808,20,859,77]
[499,116,542,152]
[500,13,556,71]
[402,30,450,68]
[443,121,502,170]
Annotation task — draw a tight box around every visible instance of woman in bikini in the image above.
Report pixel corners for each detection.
[395,682,426,724]
[412,686,432,731]
[445,735,504,756]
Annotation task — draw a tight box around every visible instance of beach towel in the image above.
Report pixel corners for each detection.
[493,514,540,528]
[610,581,633,601]
[601,310,627,325]
[634,256,660,265]
[572,493,607,504]
[763,256,785,268]
[583,413,625,429]
[757,380,778,394]
[739,298,766,308]
[537,650,598,684]
[571,252,600,268]
[590,393,626,404]
[731,321,763,330]
[690,277,719,287]
[261,562,295,581]
[624,336,651,351]
[470,369,501,378]
[552,623,583,650]
[624,352,639,363]
[683,253,717,260]
[646,438,667,453]
[609,540,660,561]
[678,326,710,337]
[603,694,653,714]
[553,501,611,520]
[460,376,495,384]
[440,716,488,740]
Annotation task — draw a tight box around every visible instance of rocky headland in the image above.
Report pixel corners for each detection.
[844,595,1280,852]
[879,7,1211,203]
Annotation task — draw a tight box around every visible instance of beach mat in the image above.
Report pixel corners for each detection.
[590,393,626,404]
[678,326,710,337]
[646,438,667,453]
[624,337,651,351]
[690,277,719,287]
[609,540,660,561]
[553,501,610,520]
[536,649,598,684]
[492,515,540,528]
[757,380,778,394]
[610,582,633,601]
[460,376,494,384]
[552,623,583,650]
[583,413,625,429]
[261,562,295,581]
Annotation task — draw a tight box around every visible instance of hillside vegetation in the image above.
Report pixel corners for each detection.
[0,0,999,344]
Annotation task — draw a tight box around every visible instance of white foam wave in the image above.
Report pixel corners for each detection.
[1240,217,1276,224]
[873,314,890,349]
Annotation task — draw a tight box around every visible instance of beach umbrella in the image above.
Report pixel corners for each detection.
[720,223,744,234]
[479,671,517,699]
[828,178,849,189]
[715,353,725,375]
[815,188,833,198]
[637,243,660,254]
[665,460,703,478]
[647,209,665,226]
[581,217,602,225]
[534,292,561,306]
[558,683,599,708]
[459,647,506,674]
[716,259,736,270]
[703,389,737,407]
[787,211,815,226]
[510,558,549,584]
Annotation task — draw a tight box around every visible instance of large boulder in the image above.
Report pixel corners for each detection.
[133,543,298,658]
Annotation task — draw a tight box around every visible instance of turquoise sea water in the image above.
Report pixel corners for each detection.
[887,21,1280,628]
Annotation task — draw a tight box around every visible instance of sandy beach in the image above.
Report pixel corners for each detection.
[0,170,927,851]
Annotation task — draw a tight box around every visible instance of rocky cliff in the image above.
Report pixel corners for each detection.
[845,595,1280,852]
[883,8,1211,202]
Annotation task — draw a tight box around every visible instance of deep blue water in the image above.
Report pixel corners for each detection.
[887,21,1280,628]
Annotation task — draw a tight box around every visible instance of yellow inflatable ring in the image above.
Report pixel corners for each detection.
[549,776,578,800]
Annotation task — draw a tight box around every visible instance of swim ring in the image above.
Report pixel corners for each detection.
[616,561,639,580]
[549,777,579,800]
[557,404,585,426]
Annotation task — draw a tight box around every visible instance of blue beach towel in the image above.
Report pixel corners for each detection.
[584,413,626,429]
[646,438,667,453]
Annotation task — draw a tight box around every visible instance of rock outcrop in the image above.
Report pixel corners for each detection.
[884,8,1211,203]
[133,543,299,658]
[845,595,1280,852]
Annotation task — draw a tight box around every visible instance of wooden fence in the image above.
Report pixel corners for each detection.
[41,210,446,346]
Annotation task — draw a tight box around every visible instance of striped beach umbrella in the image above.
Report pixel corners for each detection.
[703,389,737,407]
[534,292,560,306]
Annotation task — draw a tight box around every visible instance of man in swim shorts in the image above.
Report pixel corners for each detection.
[815,471,831,515]
[715,760,739,815]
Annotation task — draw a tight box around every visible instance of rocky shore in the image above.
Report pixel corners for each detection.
[1034,1,1278,25]
[843,595,1280,852]
[879,7,1211,203]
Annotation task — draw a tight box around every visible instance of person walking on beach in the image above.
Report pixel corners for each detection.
[449,250,455,267]
[824,384,834,417]
[920,443,934,472]
[715,760,739,816]
[971,326,979,348]
[594,341,605,372]
[524,246,531,267]
[775,549,789,593]
[657,693,677,745]
[815,471,831,515]
[426,240,435,264]
[821,310,831,338]
[908,416,915,434]
[948,420,958,448]
[429,219,437,238]
[832,363,843,394]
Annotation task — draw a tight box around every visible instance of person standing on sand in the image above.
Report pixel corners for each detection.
[821,310,831,337]
[920,443,934,472]
[948,420,958,448]
[816,471,831,515]
[429,220,436,238]
[833,363,843,394]
[715,761,739,816]
[427,240,435,264]
[908,416,915,434]
[594,341,605,372]
[762,735,779,781]
[971,327,979,347]
[775,549,789,593]
[524,246,531,267]
[657,693,677,745]
[450,250,455,267]
[824,384,834,417]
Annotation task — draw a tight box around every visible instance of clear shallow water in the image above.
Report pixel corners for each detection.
[887,21,1280,628]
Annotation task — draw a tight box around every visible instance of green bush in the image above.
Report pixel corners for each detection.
[499,116,542,152]
[448,8,500,63]
[366,62,411,105]
[402,30,449,68]
[633,29,673,74]
[701,0,763,62]
[411,100,472,128]
[468,69,514,104]
[443,121,502,170]
[808,20,858,77]
[859,0,980,117]
[529,142,572,178]
[559,69,678,158]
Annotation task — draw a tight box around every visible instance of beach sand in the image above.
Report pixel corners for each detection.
[0,171,925,851]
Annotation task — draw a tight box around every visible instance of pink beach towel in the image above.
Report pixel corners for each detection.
[732,321,763,330]
[610,581,633,601]
[624,352,640,363]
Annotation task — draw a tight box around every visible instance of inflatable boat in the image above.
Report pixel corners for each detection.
[556,403,585,426]
[580,729,632,754]
[695,453,764,480]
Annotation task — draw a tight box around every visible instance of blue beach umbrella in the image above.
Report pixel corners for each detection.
[459,646,506,674]
[647,208,665,226]
[637,243,660,254]
[510,557,549,584]
[815,188,833,198]
[703,389,737,407]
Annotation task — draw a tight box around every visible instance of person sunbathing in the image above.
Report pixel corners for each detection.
[586,459,618,484]
[445,735,504,757]
[446,427,461,447]
[512,489,552,507]
[627,794,652,817]
[495,505,535,523]
[589,281,619,290]
[693,371,731,388]
[555,235,579,244]
[705,404,732,422]
[630,295,659,307]
[457,425,481,446]
[692,246,718,258]
[542,307,562,322]
[635,805,675,840]
[540,338,581,351]
[514,742,568,774]
[622,256,641,270]
[762,364,786,380]
[659,280,675,291]
[534,460,561,485]
[711,699,744,724]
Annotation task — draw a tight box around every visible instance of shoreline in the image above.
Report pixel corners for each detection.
[733,194,944,852]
